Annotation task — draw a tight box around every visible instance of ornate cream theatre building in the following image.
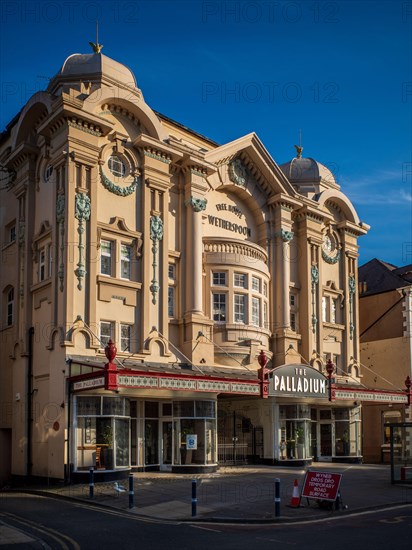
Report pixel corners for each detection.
[1,45,408,484]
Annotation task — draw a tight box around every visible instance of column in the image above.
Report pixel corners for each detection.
[185,196,207,314]
[281,229,293,328]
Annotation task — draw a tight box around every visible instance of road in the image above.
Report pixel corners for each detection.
[0,493,411,549]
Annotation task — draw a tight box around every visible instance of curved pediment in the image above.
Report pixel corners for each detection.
[316,189,360,224]
[12,92,52,149]
[85,87,168,142]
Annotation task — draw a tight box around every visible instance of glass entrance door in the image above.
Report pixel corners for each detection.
[162,421,173,468]
[319,423,333,459]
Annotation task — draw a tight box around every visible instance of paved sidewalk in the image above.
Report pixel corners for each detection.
[8,463,412,523]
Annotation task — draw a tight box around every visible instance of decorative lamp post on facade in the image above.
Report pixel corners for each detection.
[258,350,269,399]
[104,339,118,391]
[405,375,412,407]
[326,358,335,402]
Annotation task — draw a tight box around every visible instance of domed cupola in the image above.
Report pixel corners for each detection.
[279,145,339,199]
[47,39,138,96]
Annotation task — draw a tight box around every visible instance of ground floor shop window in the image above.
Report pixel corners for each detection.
[334,409,350,456]
[279,405,311,460]
[277,405,361,461]
[173,418,216,465]
[381,410,402,463]
[145,419,159,465]
[383,411,402,444]
[141,399,217,468]
[173,401,217,466]
[75,396,130,471]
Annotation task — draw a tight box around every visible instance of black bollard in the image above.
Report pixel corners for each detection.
[191,479,197,517]
[335,490,343,511]
[274,478,281,517]
[89,467,94,499]
[129,474,134,509]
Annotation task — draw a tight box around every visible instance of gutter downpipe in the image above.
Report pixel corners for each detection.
[27,326,34,479]
[65,359,72,485]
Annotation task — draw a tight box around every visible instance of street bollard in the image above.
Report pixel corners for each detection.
[274,478,281,517]
[89,467,94,499]
[191,479,197,517]
[129,474,134,509]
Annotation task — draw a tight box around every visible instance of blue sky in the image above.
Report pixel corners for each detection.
[1,0,411,267]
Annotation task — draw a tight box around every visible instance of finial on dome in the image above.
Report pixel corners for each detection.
[294,144,303,159]
[294,128,303,158]
[89,20,103,53]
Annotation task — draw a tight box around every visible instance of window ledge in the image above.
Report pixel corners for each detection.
[30,279,52,292]
[97,275,142,290]
[97,275,141,306]
[322,322,345,331]
[1,240,16,252]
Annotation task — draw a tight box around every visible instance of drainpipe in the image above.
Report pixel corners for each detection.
[403,288,412,421]
[65,359,72,484]
[27,327,34,479]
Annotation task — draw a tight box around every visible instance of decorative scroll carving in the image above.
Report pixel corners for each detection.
[348,275,356,340]
[74,192,91,290]
[311,265,319,333]
[150,215,163,304]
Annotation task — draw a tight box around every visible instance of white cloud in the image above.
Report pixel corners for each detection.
[342,168,412,205]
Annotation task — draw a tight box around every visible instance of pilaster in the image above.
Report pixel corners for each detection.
[295,207,324,365]
[139,145,172,352]
[181,166,214,364]
[269,199,300,365]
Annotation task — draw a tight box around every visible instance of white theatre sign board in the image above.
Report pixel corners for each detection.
[269,364,328,399]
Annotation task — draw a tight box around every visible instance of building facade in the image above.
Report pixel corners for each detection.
[359,259,412,463]
[1,46,405,484]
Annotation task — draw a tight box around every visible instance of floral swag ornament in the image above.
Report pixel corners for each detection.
[99,165,140,196]
[322,248,341,264]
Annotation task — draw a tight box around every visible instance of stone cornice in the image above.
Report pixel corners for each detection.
[66,140,101,165]
[189,165,208,177]
[345,249,359,260]
[307,235,323,246]
[133,134,182,162]
[67,119,102,136]
[7,143,39,170]
[144,148,172,164]
[179,155,216,176]
[166,135,212,161]
[11,180,28,198]
[294,205,326,225]
[37,103,113,137]
[336,220,369,237]
[145,172,172,192]
[267,193,302,210]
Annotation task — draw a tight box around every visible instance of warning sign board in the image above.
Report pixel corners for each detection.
[301,471,342,502]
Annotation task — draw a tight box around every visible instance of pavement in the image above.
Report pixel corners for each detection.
[3,463,412,526]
